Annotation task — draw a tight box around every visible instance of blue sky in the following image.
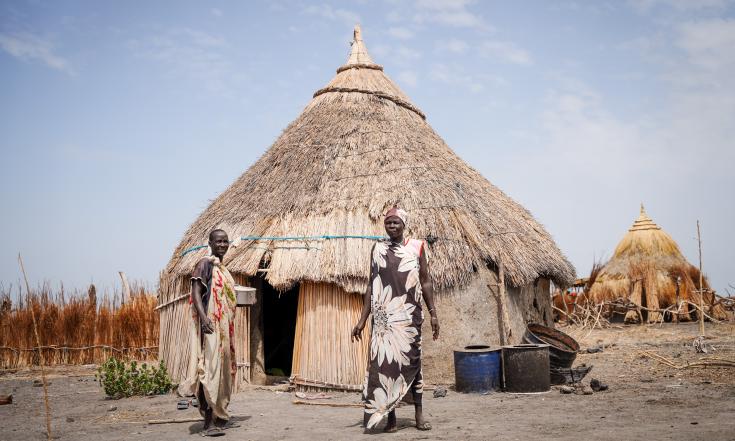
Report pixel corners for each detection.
[1,0,734,296]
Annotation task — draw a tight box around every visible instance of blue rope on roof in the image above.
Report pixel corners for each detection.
[180,234,387,257]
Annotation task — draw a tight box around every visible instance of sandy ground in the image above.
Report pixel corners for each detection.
[1,322,734,441]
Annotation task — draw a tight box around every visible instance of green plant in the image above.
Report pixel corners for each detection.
[96,357,173,399]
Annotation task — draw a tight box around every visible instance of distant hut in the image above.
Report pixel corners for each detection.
[157,26,575,390]
[588,205,726,323]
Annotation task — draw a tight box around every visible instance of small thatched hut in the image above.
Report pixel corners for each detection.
[157,26,575,390]
[588,205,726,323]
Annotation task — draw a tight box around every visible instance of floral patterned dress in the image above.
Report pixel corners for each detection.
[363,238,425,429]
[178,256,237,421]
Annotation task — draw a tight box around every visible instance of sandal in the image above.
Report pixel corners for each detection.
[201,427,225,437]
[416,422,432,431]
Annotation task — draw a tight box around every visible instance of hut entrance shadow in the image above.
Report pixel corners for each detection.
[260,277,299,379]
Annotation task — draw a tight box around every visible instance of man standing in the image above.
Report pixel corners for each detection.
[179,229,238,437]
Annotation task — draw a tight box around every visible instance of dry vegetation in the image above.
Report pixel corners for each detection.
[0,283,158,369]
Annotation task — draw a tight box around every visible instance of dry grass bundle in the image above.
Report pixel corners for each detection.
[0,283,158,369]
[586,206,728,323]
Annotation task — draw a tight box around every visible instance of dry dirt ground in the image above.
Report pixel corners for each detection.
[1,322,734,441]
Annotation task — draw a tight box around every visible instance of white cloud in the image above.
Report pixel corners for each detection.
[370,44,421,67]
[387,27,414,40]
[628,0,731,13]
[413,0,490,29]
[676,18,735,70]
[436,37,468,53]
[429,63,504,92]
[397,70,418,87]
[129,28,242,96]
[211,8,223,17]
[480,40,533,65]
[304,4,361,25]
[0,31,74,75]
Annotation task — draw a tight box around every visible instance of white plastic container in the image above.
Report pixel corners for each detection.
[234,286,256,306]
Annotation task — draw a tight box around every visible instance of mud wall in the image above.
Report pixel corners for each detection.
[420,267,552,384]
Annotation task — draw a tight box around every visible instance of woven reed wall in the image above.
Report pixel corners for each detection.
[291,282,370,391]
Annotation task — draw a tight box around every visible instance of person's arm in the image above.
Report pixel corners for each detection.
[352,244,375,342]
[192,260,214,334]
[419,244,439,340]
[351,283,372,341]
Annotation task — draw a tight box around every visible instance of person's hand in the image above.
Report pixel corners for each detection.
[430,315,440,340]
[351,321,365,342]
[201,317,215,334]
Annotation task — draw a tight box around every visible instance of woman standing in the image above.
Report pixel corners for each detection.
[352,207,440,432]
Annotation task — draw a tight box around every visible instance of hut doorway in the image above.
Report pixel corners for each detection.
[261,280,299,379]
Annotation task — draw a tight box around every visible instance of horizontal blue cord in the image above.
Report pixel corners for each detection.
[181,234,387,257]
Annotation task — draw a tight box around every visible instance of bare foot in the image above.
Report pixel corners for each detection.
[415,406,431,431]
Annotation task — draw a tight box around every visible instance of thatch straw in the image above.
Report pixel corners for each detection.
[161,25,574,294]
[588,205,727,322]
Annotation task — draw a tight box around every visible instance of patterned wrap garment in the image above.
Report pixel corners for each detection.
[178,256,237,421]
[363,238,426,429]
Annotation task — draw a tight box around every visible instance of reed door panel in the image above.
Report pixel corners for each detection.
[291,282,370,390]
[233,274,251,391]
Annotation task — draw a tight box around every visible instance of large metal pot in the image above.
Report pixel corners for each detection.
[502,344,550,393]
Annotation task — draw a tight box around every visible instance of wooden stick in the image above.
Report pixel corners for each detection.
[18,254,52,440]
[496,262,511,345]
[119,271,131,305]
[292,399,363,408]
[637,350,735,369]
[697,220,705,336]
[148,417,203,425]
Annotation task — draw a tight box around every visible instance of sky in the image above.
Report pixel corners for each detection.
[1,0,734,297]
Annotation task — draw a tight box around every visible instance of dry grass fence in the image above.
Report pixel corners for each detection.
[0,283,158,369]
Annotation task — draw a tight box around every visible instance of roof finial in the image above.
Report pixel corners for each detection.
[343,24,376,68]
[630,202,660,231]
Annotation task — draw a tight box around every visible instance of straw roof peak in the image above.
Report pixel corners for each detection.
[629,203,661,232]
[341,25,380,70]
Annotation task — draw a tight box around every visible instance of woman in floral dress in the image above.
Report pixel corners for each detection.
[352,207,440,432]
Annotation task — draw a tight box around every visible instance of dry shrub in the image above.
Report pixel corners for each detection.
[0,283,158,369]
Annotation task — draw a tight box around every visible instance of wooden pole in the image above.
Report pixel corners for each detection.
[118,271,131,305]
[697,221,705,337]
[497,263,511,346]
[18,254,52,440]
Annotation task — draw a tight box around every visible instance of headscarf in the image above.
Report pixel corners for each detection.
[385,206,408,226]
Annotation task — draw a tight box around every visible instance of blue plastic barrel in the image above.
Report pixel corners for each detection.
[453,345,502,393]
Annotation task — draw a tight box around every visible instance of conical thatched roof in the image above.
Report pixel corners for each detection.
[164,26,575,293]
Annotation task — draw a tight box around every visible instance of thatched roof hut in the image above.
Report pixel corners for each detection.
[158,26,574,390]
[588,205,726,323]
